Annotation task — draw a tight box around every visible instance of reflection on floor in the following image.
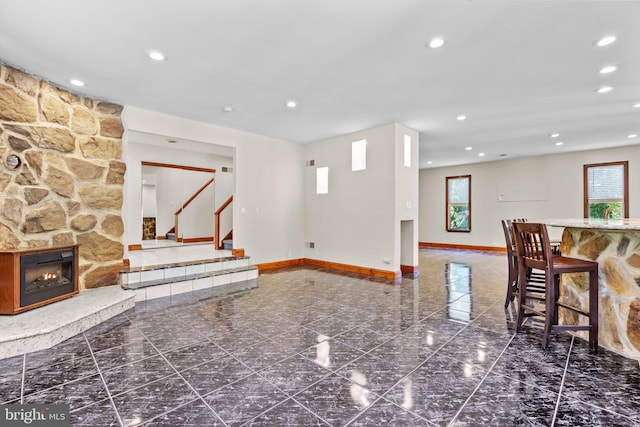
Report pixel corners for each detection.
[2,248,639,426]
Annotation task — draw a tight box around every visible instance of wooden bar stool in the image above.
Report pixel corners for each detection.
[501,219,545,308]
[512,222,599,351]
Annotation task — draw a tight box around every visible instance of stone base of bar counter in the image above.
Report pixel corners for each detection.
[559,227,640,360]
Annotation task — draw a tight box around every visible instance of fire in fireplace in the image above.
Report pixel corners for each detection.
[20,249,75,308]
[0,245,78,314]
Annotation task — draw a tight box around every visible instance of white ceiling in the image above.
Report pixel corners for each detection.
[1,0,639,169]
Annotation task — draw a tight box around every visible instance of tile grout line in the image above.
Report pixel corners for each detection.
[83,332,125,427]
[122,312,230,427]
[551,335,574,426]
[19,354,25,404]
[447,332,517,427]
[342,315,492,427]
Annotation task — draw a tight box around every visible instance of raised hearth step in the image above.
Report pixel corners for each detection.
[0,286,135,360]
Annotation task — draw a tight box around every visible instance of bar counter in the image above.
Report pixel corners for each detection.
[542,218,640,360]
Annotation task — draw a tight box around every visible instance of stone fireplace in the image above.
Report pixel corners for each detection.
[0,64,125,290]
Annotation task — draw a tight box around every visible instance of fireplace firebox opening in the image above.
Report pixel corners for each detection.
[0,245,79,315]
[20,249,75,308]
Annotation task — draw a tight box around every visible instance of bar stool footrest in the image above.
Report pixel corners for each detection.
[556,301,590,318]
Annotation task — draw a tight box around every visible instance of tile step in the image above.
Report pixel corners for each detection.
[121,264,259,303]
[120,256,251,287]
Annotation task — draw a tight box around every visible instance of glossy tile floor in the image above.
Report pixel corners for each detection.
[2,248,639,426]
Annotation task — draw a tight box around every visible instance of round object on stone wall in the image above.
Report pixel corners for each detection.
[6,154,21,170]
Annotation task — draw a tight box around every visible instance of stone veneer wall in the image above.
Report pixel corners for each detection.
[0,64,125,290]
[559,228,640,359]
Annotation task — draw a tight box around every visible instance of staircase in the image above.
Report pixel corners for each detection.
[223,239,233,250]
[119,255,258,302]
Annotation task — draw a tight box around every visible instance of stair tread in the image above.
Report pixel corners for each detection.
[122,265,257,290]
[123,255,248,273]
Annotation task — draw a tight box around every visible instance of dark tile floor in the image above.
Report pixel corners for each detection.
[1,248,639,426]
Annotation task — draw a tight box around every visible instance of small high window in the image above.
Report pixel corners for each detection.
[352,140,367,171]
[316,167,329,194]
[446,175,471,232]
[584,161,628,219]
[404,135,411,167]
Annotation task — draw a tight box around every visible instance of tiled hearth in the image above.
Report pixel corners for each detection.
[1,248,639,426]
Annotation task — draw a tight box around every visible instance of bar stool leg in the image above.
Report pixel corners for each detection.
[552,274,560,326]
[504,265,517,308]
[516,267,527,332]
[542,273,555,349]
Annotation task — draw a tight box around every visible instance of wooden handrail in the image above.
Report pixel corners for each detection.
[215,195,233,215]
[175,178,214,216]
[215,195,233,249]
[168,178,214,240]
[142,161,216,174]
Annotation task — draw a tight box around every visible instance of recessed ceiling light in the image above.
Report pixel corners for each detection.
[148,51,166,61]
[457,115,467,121]
[599,65,617,74]
[478,153,485,157]
[550,133,560,138]
[634,103,640,108]
[286,100,297,109]
[465,147,472,151]
[594,35,617,47]
[427,37,445,49]
[555,141,564,146]
[223,106,234,112]
[427,161,433,164]
[628,134,638,138]
[70,79,84,87]
[596,86,613,94]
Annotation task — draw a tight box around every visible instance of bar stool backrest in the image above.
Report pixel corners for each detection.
[512,222,553,273]
[501,219,515,255]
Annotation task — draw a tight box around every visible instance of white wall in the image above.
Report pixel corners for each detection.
[419,145,640,248]
[394,125,419,268]
[305,123,403,272]
[122,106,305,265]
[141,185,156,217]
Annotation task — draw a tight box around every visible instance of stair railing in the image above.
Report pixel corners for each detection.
[215,195,233,249]
[172,177,214,242]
